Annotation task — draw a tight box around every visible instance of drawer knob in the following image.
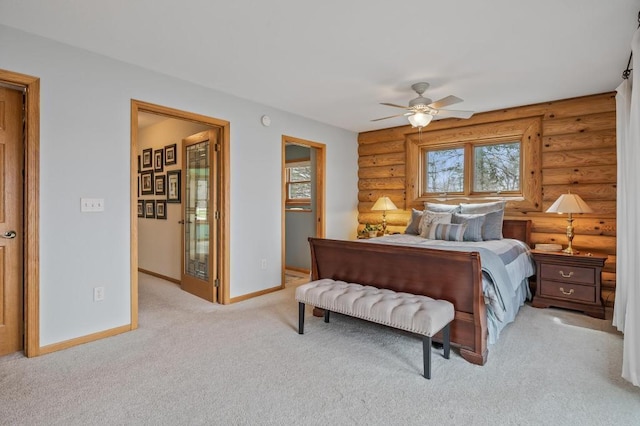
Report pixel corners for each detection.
[559,270,573,278]
[559,287,574,295]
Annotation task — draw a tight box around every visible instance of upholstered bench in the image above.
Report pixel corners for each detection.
[295,278,455,379]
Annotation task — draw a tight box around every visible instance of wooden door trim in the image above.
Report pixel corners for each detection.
[0,69,40,357]
[131,100,231,326]
[281,135,326,286]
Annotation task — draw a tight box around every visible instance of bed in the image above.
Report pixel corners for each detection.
[307,219,535,366]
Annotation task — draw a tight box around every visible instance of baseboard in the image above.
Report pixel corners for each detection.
[229,285,283,303]
[285,266,310,274]
[38,324,132,356]
[138,268,181,285]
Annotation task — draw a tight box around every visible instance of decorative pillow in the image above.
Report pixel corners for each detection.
[404,209,423,235]
[429,223,467,241]
[460,201,506,240]
[424,202,461,214]
[481,209,505,240]
[418,211,452,238]
[451,213,486,242]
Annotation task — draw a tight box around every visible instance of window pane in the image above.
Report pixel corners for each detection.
[290,166,311,183]
[289,182,311,199]
[473,142,521,192]
[425,148,464,193]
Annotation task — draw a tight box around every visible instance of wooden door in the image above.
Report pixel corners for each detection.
[180,130,218,302]
[0,86,24,355]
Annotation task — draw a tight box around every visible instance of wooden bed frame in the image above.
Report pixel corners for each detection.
[308,219,531,366]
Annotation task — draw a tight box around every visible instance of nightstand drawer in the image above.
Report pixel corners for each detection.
[539,263,595,285]
[539,280,596,303]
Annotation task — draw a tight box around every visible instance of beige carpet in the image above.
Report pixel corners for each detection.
[0,273,638,425]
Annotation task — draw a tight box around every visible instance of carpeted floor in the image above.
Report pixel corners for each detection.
[0,273,638,425]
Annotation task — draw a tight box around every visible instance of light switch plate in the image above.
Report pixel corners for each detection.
[81,198,105,212]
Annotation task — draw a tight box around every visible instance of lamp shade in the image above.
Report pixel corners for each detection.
[546,193,593,214]
[371,196,397,211]
[407,112,433,128]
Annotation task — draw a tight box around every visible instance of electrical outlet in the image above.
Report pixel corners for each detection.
[94,286,105,302]
[260,259,267,270]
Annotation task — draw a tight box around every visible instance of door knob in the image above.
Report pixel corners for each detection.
[1,230,17,239]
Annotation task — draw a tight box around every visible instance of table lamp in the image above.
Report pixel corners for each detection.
[371,196,398,234]
[546,192,593,255]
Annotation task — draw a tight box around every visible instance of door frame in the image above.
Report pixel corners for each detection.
[131,100,230,328]
[281,135,325,285]
[0,69,40,357]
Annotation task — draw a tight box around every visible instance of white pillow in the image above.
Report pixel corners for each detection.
[418,211,452,238]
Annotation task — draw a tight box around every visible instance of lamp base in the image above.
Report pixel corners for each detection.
[562,246,579,255]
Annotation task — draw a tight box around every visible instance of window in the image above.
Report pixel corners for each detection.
[423,141,521,196]
[286,160,311,204]
[406,117,542,212]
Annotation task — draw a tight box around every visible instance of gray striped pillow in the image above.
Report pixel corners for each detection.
[428,223,467,241]
[452,213,486,242]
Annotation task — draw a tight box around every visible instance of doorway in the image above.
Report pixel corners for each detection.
[131,100,230,329]
[0,69,40,357]
[281,135,325,285]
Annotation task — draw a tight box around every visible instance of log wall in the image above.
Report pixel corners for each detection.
[357,93,617,306]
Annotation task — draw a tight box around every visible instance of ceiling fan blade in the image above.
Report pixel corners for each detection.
[380,102,410,110]
[434,109,474,119]
[371,113,406,122]
[428,95,463,109]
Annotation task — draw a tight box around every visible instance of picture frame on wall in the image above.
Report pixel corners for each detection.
[155,174,166,195]
[142,148,153,169]
[145,200,156,218]
[154,148,164,172]
[141,170,154,195]
[167,170,181,203]
[165,143,177,166]
[137,155,141,173]
[137,200,144,218]
[156,200,167,220]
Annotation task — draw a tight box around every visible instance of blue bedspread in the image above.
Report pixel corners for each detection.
[360,235,535,343]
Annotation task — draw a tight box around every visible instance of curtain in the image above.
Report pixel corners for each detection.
[613,26,640,387]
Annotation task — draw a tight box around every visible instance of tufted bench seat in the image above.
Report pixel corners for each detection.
[296,278,455,379]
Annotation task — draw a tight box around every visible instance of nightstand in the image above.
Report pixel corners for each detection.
[531,250,607,319]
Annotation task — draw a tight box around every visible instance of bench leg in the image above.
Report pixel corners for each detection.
[298,302,305,334]
[443,323,451,359]
[324,309,330,323]
[423,335,432,379]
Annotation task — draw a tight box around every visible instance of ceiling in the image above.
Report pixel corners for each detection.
[1,1,637,133]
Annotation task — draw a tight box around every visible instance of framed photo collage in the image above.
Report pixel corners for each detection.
[138,143,180,220]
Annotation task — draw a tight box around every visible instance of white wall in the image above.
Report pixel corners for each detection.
[137,119,210,280]
[0,24,359,347]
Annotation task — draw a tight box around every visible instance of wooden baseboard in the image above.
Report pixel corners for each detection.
[138,268,181,285]
[229,284,283,303]
[38,324,131,355]
[285,266,310,274]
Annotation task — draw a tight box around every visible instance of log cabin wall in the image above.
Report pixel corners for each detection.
[357,92,617,306]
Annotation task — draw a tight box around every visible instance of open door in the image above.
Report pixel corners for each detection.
[0,86,24,356]
[180,130,219,302]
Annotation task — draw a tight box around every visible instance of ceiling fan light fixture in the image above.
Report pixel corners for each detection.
[408,112,433,128]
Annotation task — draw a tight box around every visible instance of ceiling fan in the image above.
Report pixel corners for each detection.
[372,82,474,128]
